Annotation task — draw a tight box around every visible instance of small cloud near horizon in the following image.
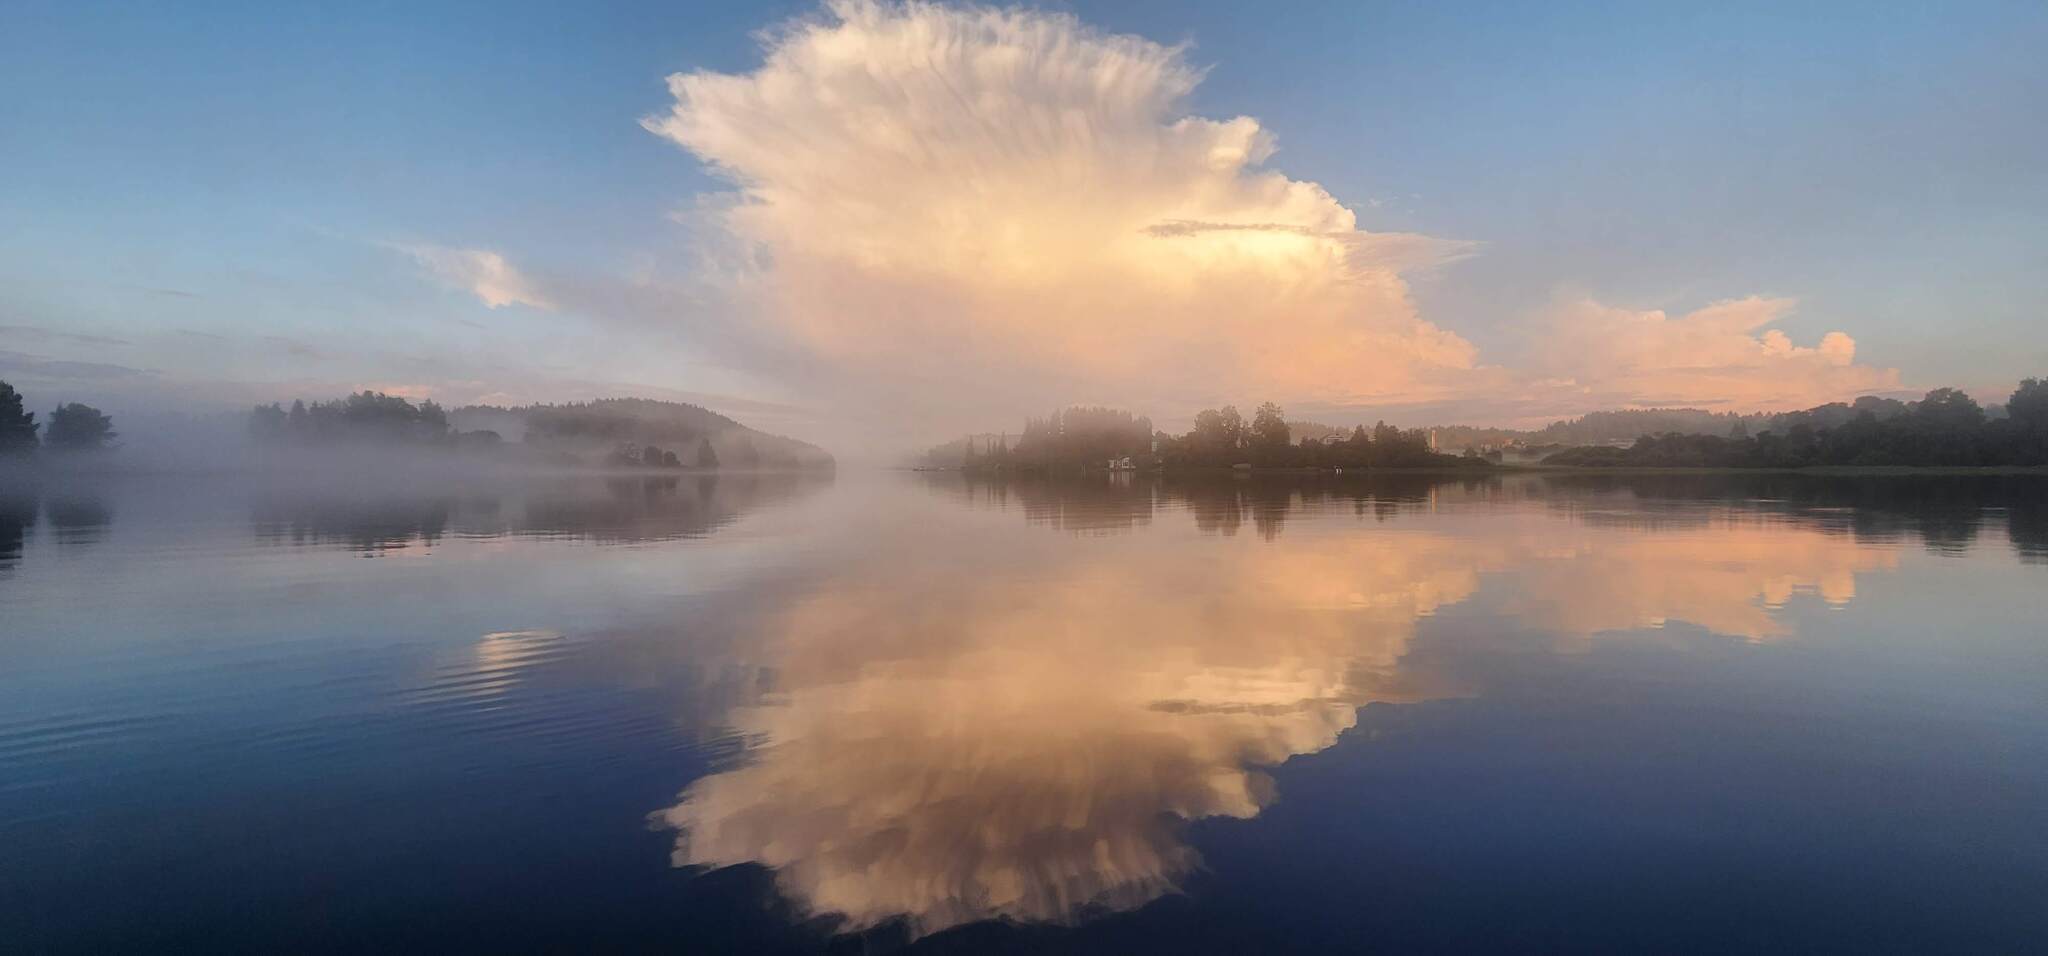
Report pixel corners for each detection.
[394,242,555,310]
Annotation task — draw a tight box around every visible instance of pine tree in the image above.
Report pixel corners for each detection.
[0,381,38,453]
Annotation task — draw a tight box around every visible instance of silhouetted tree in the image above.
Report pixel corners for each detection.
[1914,387,1985,430]
[696,440,720,469]
[0,381,37,454]
[45,403,116,451]
[248,403,288,441]
[1191,406,1244,458]
[1251,402,1290,452]
[2003,378,2046,437]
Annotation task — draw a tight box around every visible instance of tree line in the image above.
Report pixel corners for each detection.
[1543,382,2048,468]
[249,393,780,470]
[949,401,1476,472]
[0,380,118,455]
[248,392,468,445]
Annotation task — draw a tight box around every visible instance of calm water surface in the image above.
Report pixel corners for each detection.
[3,470,2045,952]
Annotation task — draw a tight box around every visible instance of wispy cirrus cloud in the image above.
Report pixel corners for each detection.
[0,325,131,347]
[0,349,156,383]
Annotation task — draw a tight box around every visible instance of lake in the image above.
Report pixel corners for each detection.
[3,469,2045,953]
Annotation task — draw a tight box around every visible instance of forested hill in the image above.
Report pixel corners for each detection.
[1542,383,2047,468]
[451,398,833,469]
[1424,396,1940,450]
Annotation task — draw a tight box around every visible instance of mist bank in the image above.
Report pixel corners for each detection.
[0,381,834,477]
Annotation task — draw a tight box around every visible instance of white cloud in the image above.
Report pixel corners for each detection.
[397,243,554,310]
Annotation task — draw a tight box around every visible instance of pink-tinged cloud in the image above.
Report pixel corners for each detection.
[639,0,1484,427]
[356,382,439,401]
[656,486,1904,933]
[622,2,1910,435]
[398,243,554,310]
[1528,296,1902,411]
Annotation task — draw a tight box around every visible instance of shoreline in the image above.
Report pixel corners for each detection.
[935,463,2048,478]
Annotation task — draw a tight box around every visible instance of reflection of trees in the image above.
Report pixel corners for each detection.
[249,472,833,552]
[1533,473,2048,560]
[2011,494,2048,565]
[922,472,1155,533]
[253,494,453,552]
[1159,474,1474,539]
[926,472,1499,539]
[959,471,2048,561]
[520,472,831,542]
[0,484,114,569]
[44,493,112,543]
[0,489,34,572]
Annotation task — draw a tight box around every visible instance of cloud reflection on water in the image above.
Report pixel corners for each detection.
[657,475,1912,935]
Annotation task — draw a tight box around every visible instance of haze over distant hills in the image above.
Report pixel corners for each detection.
[450,397,833,470]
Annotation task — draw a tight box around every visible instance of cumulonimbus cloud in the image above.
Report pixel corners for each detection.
[639,0,1491,422]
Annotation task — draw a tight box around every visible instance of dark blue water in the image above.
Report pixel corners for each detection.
[3,471,2044,952]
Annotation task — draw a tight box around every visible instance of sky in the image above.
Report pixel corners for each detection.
[3,0,2044,450]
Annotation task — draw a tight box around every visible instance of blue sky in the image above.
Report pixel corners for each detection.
[2,0,2043,440]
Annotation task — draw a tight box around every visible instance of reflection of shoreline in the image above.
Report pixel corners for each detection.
[920,470,2048,560]
[246,472,835,552]
[0,483,115,573]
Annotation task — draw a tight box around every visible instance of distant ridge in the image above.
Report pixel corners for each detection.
[451,397,833,469]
